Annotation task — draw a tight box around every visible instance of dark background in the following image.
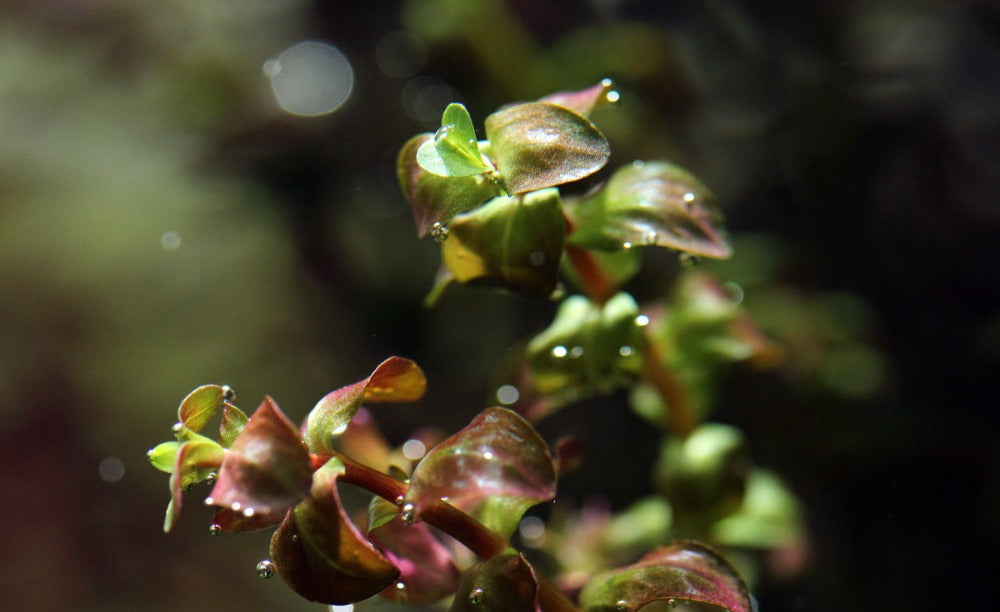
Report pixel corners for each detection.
[1,1,997,610]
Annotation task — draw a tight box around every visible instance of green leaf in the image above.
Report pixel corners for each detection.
[449,552,539,612]
[404,407,557,538]
[539,79,618,118]
[599,496,672,559]
[579,541,753,612]
[177,384,226,433]
[526,293,643,408]
[711,469,804,550]
[369,511,460,605]
[567,161,732,258]
[440,189,565,299]
[367,495,400,533]
[164,437,225,532]
[417,103,492,177]
[270,457,400,605]
[219,402,248,447]
[485,102,609,194]
[147,441,179,473]
[303,357,427,453]
[398,133,499,236]
[206,396,312,522]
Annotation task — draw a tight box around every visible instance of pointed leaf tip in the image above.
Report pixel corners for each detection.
[417,103,491,178]
[178,385,226,433]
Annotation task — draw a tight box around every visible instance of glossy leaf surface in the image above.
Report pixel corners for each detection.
[370,513,460,604]
[417,103,491,177]
[208,397,312,520]
[303,357,427,453]
[579,541,753,612]
[147,440,179,473]
[567,161,731,258]
[177,384,226,433]
[163,437,225,532]
[270,458,399,604]
[441,189,564,299]
[449,552,539,612]
[219,402,248,447]
[526,293,643,408]
[405,407,557,538]
[540,80,617,118]
[485,102,609,194]
[399,133,499,236]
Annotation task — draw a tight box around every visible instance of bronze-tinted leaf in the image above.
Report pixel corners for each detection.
[398,134,499,236]
[211,505,286,533]
[270,458,400,604]
[485,102,609,194]
[207,397,312,520]
[404,407,557,538]
[219,402,248,448]
[449,552,540,612]
[579,541,753,612]
[539,79,617,118]
[303,357,427,453]
[177,385,226,433]
[441,189,564,299]
[370,514,460,605]
[567,161,732,258]
[163,437,224,532]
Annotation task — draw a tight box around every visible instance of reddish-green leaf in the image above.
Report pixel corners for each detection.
[540,79,618,118]
[485,102,609,194]
[207,397,312,521]
[177,385,226,433]
[219,402,248,448]
[404,407,557,538]
[370,513,460,604]
[440,189,565,299]
[163,437,225,532]
[579,541,753,612]
[270,458,399,604]
[449,552,540,612]
[567,161,732,258]
[211,505,286,533]
[303,357,427,453]
[398,134,499,237]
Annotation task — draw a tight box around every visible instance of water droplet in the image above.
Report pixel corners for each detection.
[551,345,568,358]
[482,450,494,460]
[570,345,584,358]
[643,230,658,245]
[619,346,634,357]
[495,384,520,405]
[230,501,242,512]
[430,221,449,242]
[242,506,256,518]
[468,587,485,605]
[433,125,452,142]
[615,600,629,611]
[400,502,416,525]
[221,385,236,402]
[622,241,633,250]
[209,523,222,536]
[605,89,621,103]
[679,253,700,268]
[635,314,650,327]
[256,559,275,579]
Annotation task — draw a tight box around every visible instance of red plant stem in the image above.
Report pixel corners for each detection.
[563,216,616,305]
[639,330,697,438]
[331,451,579,612]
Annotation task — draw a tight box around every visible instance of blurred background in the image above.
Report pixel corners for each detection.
[1,0,997,610]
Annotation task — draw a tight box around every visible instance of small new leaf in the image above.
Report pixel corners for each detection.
[177,385,226,433]
[579,541,753,612]
[450,552,540,612]
[417,103,492,177]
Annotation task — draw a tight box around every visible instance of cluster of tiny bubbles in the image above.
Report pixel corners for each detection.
[618,345,634,357]
[264,41,354,117]
[518,516,546,548]
[430,221,449,242]
[495,384,520,405]
[551,345,568,358]
[401,438,427,460]
[221,385,236,402]
[160,230,181,251]
[635,314,650,327]
[679,253,700,268]
[208,523,222,536]
[400,502,416,525]
[98,456,125,483]
[722,281,745,305]
[468,587,485,605]
[374,30,427,79]
[255,559,275,579]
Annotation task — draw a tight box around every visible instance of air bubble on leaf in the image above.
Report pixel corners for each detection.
[482,450,495,460]
[619,346,634,357]
[622,241,633,250]
[221,385,236,402]
[601,77,613,87]
[496,384,520,405]
[606,89,621,103]
[570,345,585,358]
[209,523,222,536]
[667,598,678,608]
[204,496,215,506]
[402,439,426,460]
[204,470,218,486]
[394,495,405,506]
[615,600,629,611]
[242,506,256,518]
[400,502,416,525]
[230,501,242,512]
[643,230,658,245]
[683,192,696,203]
[679,253,700,268]
[256,559,275,579]
[635,314,650,327]
[394,581,407,601]
[430,221,450,242]
[171,422,184,433]
[551,345,568,358]
[433,125,452,142]
[469,587,485,605]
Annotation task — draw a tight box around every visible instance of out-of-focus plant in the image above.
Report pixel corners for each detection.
[149,82,808,610]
